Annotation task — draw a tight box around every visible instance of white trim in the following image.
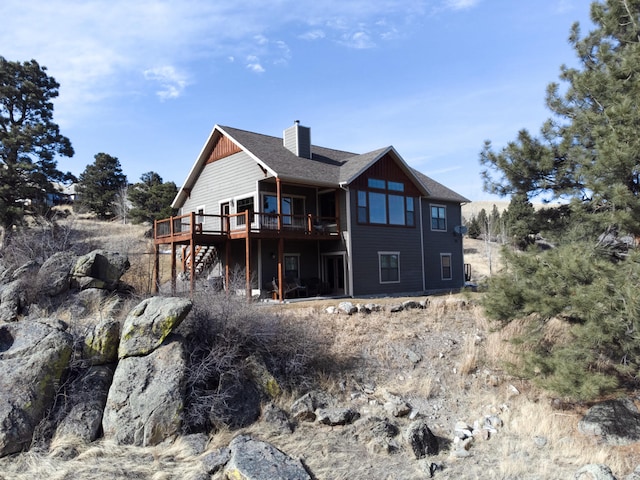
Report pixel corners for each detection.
[419,198,425,291]
[344,186,353,296]
[440,253,453,281]
[378,251,401,284]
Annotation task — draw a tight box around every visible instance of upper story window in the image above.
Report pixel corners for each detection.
[358,178,415,227]
[431,204,446,231]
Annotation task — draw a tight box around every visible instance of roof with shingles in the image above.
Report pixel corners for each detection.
[175,124,469,206]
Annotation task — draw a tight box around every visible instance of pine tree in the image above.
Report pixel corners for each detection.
[77,153,127,220]
[128,171,177,224]
[503,193,538,249]
[0,57,74,232]
[480,0,640,400]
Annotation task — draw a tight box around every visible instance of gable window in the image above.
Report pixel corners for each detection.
[441,253,452,280]
[379,252,400,283]
[357,178,415,227]
[431,205,446,231]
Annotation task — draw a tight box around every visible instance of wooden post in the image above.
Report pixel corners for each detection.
[189,238,196,296]
[276,177,282,231]
[278,237,284,301]
[225,239,230,293]
[245,235,251,301]
[335,189,340,234]
[170,242,177,295]
[153,243,160,293]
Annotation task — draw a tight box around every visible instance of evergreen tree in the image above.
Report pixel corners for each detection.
[77,153,127,219]
[128,171,177,224]
[0,57,74,231]
[480,0,640,400]
[466,215,481,239]
[503,193,538,249]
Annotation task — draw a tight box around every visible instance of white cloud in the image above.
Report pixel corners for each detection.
[300,29,326,40]
[246,56,266,73]
[143,66,188,100]
[444,0,480,10]
[341,31,375,49]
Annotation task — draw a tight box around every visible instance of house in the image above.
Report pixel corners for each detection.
[153,121,470,299]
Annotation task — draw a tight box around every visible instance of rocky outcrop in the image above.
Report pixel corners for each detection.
[579,398,640,445]
[102,337,186,446]
[0,279,26,322]
[405,418,439,459]
[118,296,192,358]
[223,435,311,480]
[53,365,114,445]
[575,464,618,480]
[82,318,120,365]
[0,320,73,456]
[37,251,77,297]
[70,250,130,291]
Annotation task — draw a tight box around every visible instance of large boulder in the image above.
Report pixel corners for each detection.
[82,318,120,365]
[118,296,192,358]
[579,398,640,445]
[37,251,77,297]
[0,320,73,457]
[224,435,312,480]
[0,279,26,322]
[70,250,130,291]
[53,365,114,445]
[102,338,186,446]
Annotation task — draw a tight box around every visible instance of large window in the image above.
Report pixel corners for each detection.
[379,252,400,283]
[262,194,305,227]
[357,178,416,227]
[440,253,452,280]
[431,204,446,231]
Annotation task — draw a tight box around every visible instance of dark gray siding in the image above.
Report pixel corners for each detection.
[347,189,423,296]
[421,199,466,290]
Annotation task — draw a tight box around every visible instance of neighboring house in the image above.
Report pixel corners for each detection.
[153,121,470,299]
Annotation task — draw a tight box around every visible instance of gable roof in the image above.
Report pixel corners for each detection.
[173,124,469,207]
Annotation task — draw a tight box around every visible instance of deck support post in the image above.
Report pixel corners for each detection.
[245,235,251,301]
[170,242,177,295]
[225,239,230,293]
[153,243,160,293]
[277,237,284,301]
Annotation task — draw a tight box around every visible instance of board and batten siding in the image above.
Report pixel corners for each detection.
[181,151,265,218]
[348,189,423,296]
[421,199,466,290]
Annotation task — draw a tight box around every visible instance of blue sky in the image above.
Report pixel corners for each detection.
[2,0,593,201]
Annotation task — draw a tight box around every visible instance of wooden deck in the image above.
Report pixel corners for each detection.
[153,211,340,299]
[154,211,340,245]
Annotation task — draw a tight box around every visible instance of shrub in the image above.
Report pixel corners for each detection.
[177,286,327,432]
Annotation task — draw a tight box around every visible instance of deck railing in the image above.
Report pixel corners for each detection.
[155,211,339,241]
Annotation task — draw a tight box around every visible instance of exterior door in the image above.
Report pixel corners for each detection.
[221,202,230,232]
[323,254,345,295]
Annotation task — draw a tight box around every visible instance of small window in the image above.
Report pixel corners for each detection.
[388,181,404,192]
[406,197,415,226]
[284,254,300,280]
[368,178,386,189]
[431,205,446,231]
[441,253,452,280]
[379,252,400,283]
[357,191,368,223]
